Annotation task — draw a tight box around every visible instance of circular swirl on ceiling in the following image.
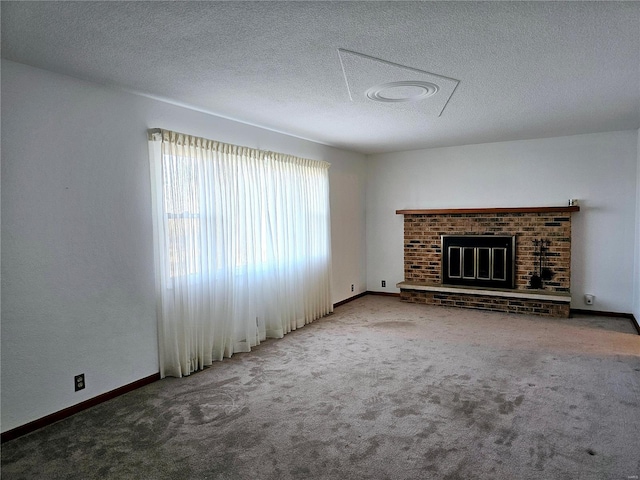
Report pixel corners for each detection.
[365,81,439,103]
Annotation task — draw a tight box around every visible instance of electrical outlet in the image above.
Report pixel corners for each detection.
[381,280,386,287]
[351,284,354,292]
[74,374,85,392]
[584,294,595,305]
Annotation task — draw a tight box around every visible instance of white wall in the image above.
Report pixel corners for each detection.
[1,60,367,432]
[366,131,639,314]
[634,129,640,320]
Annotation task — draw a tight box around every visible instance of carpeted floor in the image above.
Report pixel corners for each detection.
[2,296,639,480]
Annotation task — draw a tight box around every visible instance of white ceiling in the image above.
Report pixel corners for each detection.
[2,1,639,154]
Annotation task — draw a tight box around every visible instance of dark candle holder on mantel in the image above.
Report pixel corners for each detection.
[529,239,554,289]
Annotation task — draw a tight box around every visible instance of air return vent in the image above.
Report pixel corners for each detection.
[338,49,459,116]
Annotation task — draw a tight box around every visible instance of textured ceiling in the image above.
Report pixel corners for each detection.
[2,1,639,154]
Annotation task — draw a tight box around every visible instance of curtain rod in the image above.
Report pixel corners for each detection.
[147,128,331,168]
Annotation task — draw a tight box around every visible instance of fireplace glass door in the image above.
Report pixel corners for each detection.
[442,236,515,289]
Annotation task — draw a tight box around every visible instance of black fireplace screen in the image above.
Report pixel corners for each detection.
[441,235,515,289]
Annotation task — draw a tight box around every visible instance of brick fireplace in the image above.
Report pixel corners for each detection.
[396,206,580,317]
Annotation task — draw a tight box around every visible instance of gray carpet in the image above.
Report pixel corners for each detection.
[2,296,639,480]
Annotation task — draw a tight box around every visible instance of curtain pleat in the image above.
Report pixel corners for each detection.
[148,129,332,378]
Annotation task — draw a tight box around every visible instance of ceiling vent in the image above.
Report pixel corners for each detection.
[338,49,459,116]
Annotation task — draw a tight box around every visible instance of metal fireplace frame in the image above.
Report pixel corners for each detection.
[441,235,516,289]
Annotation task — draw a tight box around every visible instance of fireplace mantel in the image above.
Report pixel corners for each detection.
[396,206,580,215]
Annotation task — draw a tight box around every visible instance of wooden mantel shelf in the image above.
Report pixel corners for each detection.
[396,206,580,215]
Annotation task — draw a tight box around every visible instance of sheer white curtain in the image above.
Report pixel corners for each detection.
[148,129,332,377]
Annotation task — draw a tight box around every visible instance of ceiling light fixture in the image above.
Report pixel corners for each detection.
[365,80,439,103]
